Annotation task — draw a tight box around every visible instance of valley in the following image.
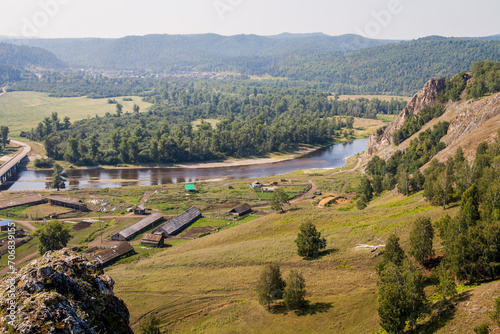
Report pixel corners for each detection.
[0,26,499,334]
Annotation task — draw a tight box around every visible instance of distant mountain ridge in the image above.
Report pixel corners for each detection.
[1,33,499,96]
[2,33,394,70]
[0,42,67,70]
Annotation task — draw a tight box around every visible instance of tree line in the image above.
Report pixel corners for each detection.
[27,83,406,167]
[376,134,500,332]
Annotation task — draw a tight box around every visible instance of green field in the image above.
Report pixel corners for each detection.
[107,187,456,334]
[0,91,152,134]
[191,119,221,130]
[332,94,412,102]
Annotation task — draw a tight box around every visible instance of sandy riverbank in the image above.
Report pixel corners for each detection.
[27,145,324,171]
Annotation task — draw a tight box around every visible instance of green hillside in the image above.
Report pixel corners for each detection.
[0,42,67,70]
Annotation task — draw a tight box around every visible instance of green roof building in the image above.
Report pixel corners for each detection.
[185,184,196,192]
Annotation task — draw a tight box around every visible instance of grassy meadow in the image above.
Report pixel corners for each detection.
[0,91,152,135]
[104,163,471,334]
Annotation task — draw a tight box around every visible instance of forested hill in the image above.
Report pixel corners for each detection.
[3,34,500,96]
[269,37,500,95]
[0,43,67,70]
[4,33,394,71]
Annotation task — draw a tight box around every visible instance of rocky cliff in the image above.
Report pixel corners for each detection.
[365,78,500,164]
[0,249,133,334]
[365,78,446,159]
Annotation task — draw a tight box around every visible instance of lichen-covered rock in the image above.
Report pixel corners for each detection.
[0,249,133,333]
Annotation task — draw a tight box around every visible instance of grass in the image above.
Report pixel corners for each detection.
[0,91,152,134]
[191,119,221,130]
[1,162,495,333]
[377,114,398,124]
[0,237,38,270]
[331,94,412,102]
[106,182,452,333]
[0,143,19,158]
[146,182,266,214]
[253,185,308,200]
[352,117,388,138]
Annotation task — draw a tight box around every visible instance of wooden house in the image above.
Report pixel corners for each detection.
[134,205,146,215]
[92,242,135,266]
[141,233,164,247]
[229,203,252,216]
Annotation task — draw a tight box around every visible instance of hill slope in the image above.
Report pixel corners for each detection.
[365,79,500,163]
[5,35,500,95]
[0,42,67,70]
[5,33,393,71]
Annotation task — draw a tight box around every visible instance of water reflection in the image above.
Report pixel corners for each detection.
[9,139,368,190]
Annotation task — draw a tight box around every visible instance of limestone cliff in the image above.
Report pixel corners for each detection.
[0,249,133,334]
[365,78,500,164]
[365,78,446,159]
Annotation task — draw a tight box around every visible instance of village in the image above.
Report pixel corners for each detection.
[0,178,322,270]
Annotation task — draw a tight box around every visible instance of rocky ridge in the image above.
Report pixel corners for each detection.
[365,78,446,159]
[0,249,133,334]
[365,78,500,163]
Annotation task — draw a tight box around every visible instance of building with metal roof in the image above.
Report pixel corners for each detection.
[185,184,196,192]
[46,196,88,211]
[154,206,202,237]
[92,242,135,266]
[229,203,252,216]
[111,212,164,241]
[141,233,164,247]
[0,195,45,210]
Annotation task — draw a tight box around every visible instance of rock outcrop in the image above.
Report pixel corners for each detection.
[432,92,500,162]
[0,249,133,334]
[365,78,446,158]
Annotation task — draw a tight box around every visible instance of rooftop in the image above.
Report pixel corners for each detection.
[155,206,201,236]
[93,242,134,265]
[0,219,12,227]
[116,212,164,240]
[185,184,196,191]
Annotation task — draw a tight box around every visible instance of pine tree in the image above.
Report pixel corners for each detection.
[295,222,326,258]
[377,234,406,274]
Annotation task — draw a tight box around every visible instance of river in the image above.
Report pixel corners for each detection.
[8,138,368,191]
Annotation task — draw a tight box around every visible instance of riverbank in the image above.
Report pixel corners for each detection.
[26,144,326,171]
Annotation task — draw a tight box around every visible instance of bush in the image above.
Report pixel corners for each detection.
[33,158,55,168]
[473,323,490,334]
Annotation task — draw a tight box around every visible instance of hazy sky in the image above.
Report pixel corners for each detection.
[1,0,499,39]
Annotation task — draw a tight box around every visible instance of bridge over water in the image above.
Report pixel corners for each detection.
[0,140,31,186]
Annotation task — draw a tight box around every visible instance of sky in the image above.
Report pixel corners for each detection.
[1,0,499,40]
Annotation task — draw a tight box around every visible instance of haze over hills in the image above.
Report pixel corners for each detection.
[0,33,499,96]
[0,42,67,71]
[1,33,394,70]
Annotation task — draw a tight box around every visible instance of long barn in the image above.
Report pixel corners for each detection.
[154,206,202,237]
[111,212,164,241]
